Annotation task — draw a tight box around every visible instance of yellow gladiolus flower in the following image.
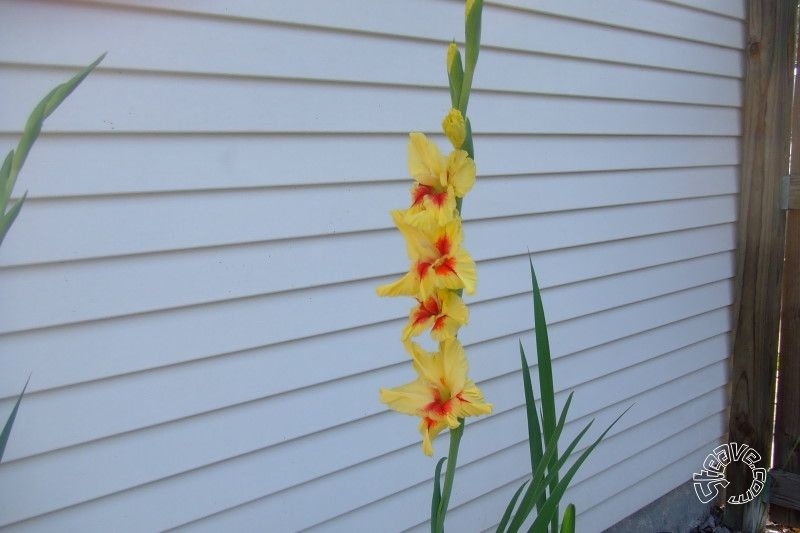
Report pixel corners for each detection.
[442,108,466,149]
[408,132,475,197]
[402,133,475,230]
[403,183,458,232]
[376,211,477,299]
[403,288,469,341]
[380,339,492,456]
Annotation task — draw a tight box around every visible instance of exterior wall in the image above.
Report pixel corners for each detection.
[0,0,744,530]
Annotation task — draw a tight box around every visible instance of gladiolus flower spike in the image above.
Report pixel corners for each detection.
[376,1,490,462]
[376,2,487,531]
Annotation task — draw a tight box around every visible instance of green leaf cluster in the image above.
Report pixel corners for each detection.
[496,257,631,533]
[0,54,104,463]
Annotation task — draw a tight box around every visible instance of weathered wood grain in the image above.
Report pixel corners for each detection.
[770,469,800,512]
[772,23,800,521]
[727,0,794,528]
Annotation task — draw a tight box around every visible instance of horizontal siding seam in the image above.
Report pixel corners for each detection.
[0,314,731,518]
[0,193,739,269]
[488,1,744,51]
[0,69,745,114]
[576,431,727,518]
[4,164,740,201]
[67,0,745,54]
[0,250,735,396]
[655,0,745,20]
[0,60,745,108]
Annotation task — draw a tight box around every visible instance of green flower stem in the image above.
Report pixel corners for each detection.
[436,2,481,526]
[434,418,465,533]
[437,59,474,533]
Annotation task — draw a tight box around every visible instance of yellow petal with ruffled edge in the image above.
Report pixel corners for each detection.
[403,184,458,232]
[419,417,450,456]
[408,132,446,188]
[382,339,491,456]
[376,270,419,297]
[447,150,476,198]
[391,210,437,261]
[379,378,431,416]
[404,340,440,385]
[441,290,469,324]
[452,247,477,295]
[439,338,469,394]
[455,379,493,417]
[402,289,469,341]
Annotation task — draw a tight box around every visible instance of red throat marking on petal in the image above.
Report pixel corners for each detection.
[412,297,441,326]
[416,261,431,278]
[431,191,449,208]
[412,185,434,206]
[435,236,452,256]
[423,388,454,417]
[434,256,458,276]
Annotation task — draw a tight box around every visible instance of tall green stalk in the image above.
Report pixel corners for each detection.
[429,2,483,531]
[432,421,465,533]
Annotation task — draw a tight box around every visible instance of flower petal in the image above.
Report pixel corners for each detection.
[440,338,469,394]
[408,132,445,187]
[380,378,432,416]
[405,340,440,386]
[447,149,476,197]
[455,380,494,417]
[453,248,477,295]
[376,270,419,297]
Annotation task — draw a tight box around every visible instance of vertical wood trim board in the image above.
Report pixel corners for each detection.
[728,0,793,528]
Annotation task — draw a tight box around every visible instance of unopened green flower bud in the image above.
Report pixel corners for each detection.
[447,42,464,109]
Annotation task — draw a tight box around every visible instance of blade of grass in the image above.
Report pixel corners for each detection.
[0,193,27,246]
[497,480,529,533]
[520,342,544,483]
[528,406,633,533]
[1,54,105,251]
[431,457,447,533]
[510,419,592,533]
[508,392,574,533]
[559,504,575,533]
[529,254,559,532]
[9,54,105,185]
[0,377,30,462]
[520,341,547,520]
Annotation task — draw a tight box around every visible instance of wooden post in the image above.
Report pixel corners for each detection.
[772,2,800,524]
[727,0,794,528]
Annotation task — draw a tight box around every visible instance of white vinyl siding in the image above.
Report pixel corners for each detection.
[0,0,743,531]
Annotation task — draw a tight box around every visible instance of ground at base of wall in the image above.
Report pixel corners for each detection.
[688,506,733,533]
[603,480,709,533]
[764,523,800,533]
